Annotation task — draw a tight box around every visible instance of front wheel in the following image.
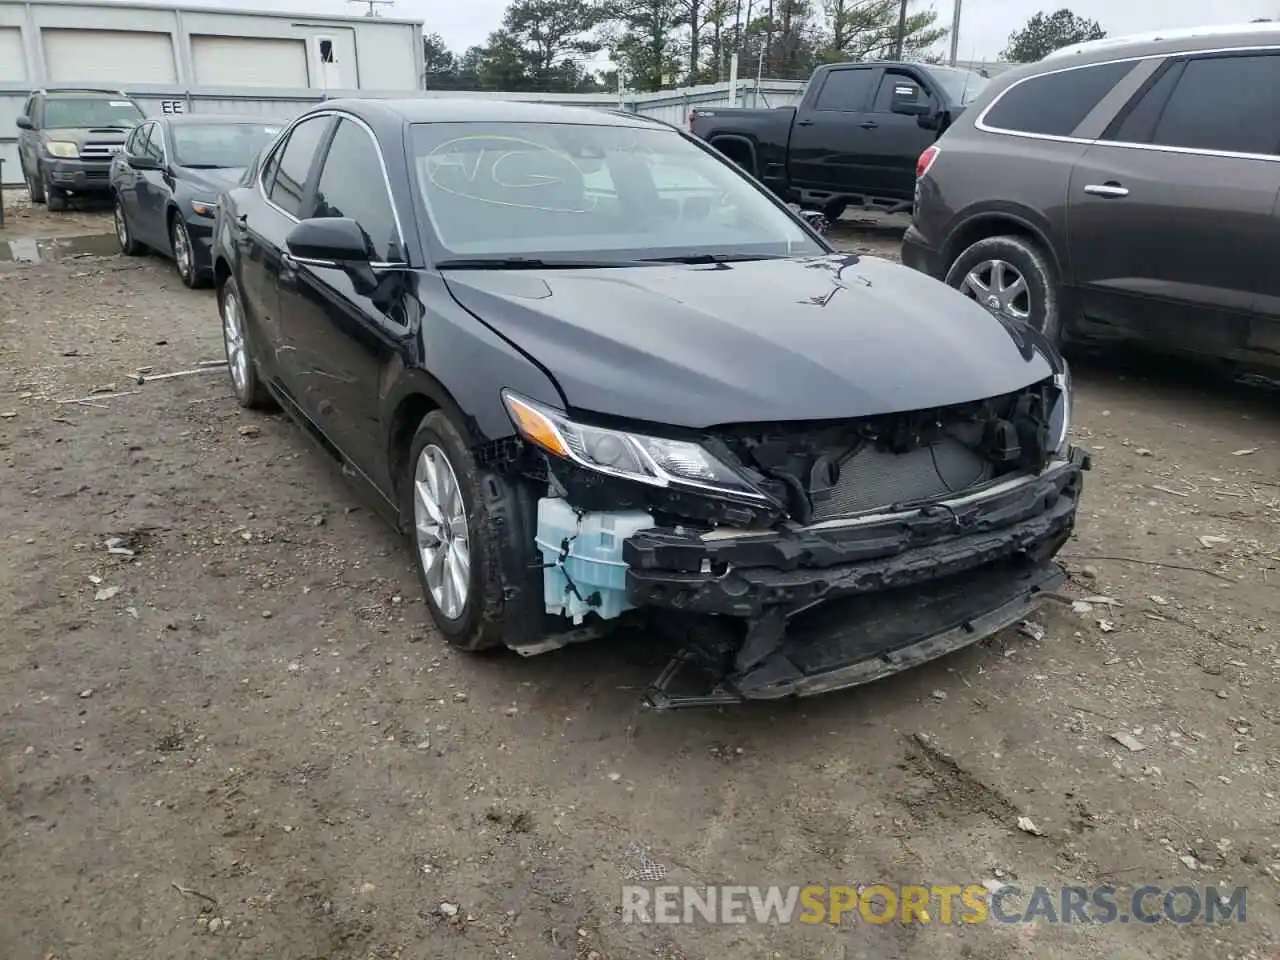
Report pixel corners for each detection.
[45,177,67,212]
[170,214,207,288]
[405,411,505,652]
[944,234,1061,344]
[27,170,45,204]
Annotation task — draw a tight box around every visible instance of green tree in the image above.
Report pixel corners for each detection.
[1002,8,1106,63]
[422,32,459,88]
[820,0,947,62]
[481,0,607,91]
[607,0,685,92]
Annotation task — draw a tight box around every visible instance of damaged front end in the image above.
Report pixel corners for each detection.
[497,372,1088,708]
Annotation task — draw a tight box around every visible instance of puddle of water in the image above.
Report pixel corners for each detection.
[0,233,119,263]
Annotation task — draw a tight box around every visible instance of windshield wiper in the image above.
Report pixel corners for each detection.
[435,256,647,270]
[181,163,228,169]
[640,252,786,264]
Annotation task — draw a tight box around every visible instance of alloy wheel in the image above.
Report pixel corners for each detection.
[172,218,193,281]
[221,287,249,393]
[114,201,129,250]
[413,444,471,620]
[957,259,1031,321]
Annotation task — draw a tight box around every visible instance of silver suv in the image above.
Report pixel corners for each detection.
[903,23,1280,373]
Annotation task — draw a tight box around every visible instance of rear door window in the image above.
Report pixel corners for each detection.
[981,60,1136,137]
[813,68,876,112]
[1106,53,1280,156]
[869,69,939,114]
[265,115,330,218]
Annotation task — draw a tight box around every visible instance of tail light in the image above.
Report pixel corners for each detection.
[917,144,940,179]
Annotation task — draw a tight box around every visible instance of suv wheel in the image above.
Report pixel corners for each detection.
[945,235,1061,344]
[27,171,46,204]
[45,176,68,212]
[404,411,505,653]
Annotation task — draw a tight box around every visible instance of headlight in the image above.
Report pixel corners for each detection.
[502,391,769,502]
[1049,363,1072,456]
[43,141,79,159]
[190,199,218,219]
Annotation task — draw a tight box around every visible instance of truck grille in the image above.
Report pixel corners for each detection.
[80,142,123,160]
[810,438,993,522]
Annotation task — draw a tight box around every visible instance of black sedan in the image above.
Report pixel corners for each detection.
[110,114,283,287]
[211,99,1089,708]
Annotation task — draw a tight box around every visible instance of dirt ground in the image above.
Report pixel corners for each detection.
[1,193,1278,960]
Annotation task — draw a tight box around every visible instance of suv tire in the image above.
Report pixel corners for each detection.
[27,170,46,204]
[45,176,67,212]
[945,235,1061,344]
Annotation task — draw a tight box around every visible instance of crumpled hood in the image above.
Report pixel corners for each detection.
[443,253,1060,428]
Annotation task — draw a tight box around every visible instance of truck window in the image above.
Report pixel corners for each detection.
[870,70,937,114]
[813,68,875,112]
[1107,53,1280,156]
[980,60,1135,137]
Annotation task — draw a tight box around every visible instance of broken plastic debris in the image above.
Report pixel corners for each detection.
[1071,600,1093,615]
[94,585,121,601]
[1018,620,1045,641]
[1110,731,1146,752]
[1016,816,1045,837]
[1148,595,1170,606]
[1231,448,1258,456]
[1198,535,1231,549]
[1097,619,1116,633]
[1080,595,1122,607]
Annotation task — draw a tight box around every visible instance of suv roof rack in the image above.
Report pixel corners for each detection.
[1046,21,1280,59]
[37,86,133,97]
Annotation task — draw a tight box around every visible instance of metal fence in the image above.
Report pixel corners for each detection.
[0,79,810,187]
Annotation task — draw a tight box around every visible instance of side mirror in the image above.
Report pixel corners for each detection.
[285,217,378,295]
[889,82,931,117]
[15,116,33,130]
[127,154,160,170]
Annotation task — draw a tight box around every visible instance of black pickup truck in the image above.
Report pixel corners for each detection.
[689,61,989,221]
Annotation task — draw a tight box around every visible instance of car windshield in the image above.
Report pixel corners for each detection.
[409,121,825,262]
[929,68,990,105]
[42,98,145,129]
[172,122,283,168]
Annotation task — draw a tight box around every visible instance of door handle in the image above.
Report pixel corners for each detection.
[860,120,879,130]
[796,118,814,127]
[1083,182,1129,198]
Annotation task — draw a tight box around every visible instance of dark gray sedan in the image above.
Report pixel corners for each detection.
[109,114,283,287]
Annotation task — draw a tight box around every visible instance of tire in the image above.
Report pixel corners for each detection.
[169,214,207,288]
[27,170,45,204]
[114,195,144,256]
[404,410,505,652]
[944,234,1061,345]
[219,275,273,410]
[822,200,847,224]
[45,178,67,212]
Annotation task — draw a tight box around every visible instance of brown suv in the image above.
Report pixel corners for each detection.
[902,24,1280,373]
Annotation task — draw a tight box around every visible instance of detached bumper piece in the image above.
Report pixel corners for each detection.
[643,560,1065,708]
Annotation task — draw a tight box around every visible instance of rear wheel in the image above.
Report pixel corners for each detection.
[945,234,1061,344]
[405,410,505,652]
[219,276,273,409]
[114,195,144,256]
[822,200,847,224]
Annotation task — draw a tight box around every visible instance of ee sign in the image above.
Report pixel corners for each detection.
[159,100,187,114]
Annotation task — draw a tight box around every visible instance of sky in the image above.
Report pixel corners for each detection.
[238,0,1278,63]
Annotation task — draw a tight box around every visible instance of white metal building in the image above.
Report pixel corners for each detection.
[1,0,425,183]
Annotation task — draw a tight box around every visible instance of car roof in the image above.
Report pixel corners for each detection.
[306,97,661,129]
[1042,21,1280,64]
[158,114,282,126]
